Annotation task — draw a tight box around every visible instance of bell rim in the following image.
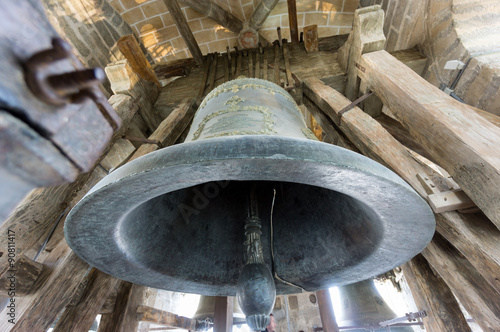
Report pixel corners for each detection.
[65,135,435,295]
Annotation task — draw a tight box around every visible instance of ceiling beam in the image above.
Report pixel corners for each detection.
[249,0,280,30]
[179,0,243,33]
[163,0,203,65]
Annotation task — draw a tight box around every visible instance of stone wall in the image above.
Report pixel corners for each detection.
[110,0,361,63]
[273,293,322,332]
[380,0,500,115]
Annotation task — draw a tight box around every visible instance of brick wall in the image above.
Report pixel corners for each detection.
[381,0,500,116]
[111,0,360,64]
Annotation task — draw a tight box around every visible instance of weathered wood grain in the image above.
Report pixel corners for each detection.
[214,296,233,332]
[249,0,280,29]
[287,0,298,44]
[52,268,117,332]
[137,305,197,329]
[359,50,500,230]
[403,255,471,332]
[303,25,319,52]
[422,234,500,332]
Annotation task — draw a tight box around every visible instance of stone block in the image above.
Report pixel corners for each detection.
[194,29,217,44]
[304,12,328,26]
[120,0,148,10]
[161,13,175,27]
[261,15,282,29]
[243,3,254,20]
[155,26,179,44]
[141,33,158,48]
[184,7,204,20]
[201,18,221,30]
[281,13,305,27]
[208,40,230,53]
[188,19,203,32]
[329,12,354,26]
[136,16,164,35]
[270,1,288,16]
[109,0,125,14]
[318,26,339,37]
[141,0,168,18]
[171,36,187,51]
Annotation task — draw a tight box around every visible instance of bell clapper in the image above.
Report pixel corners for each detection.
[237,184,276,331]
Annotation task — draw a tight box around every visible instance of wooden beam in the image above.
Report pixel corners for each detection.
[358,50,500,230]
[180,0,243,33]
[403,255,472,332]
[137,305,197,329]
[316,289,340,332]
[338,5,385,101]
[0,255,43,297]
[422,234,500,331]
[129,98,196,161]
[52,269,117,332]
[97,281,146,332]
[286,0,299,44]
[303,78,500,328]
[117,35,161,87]
[249,0,280,29]
[163,0,203,65]
[213,296,233,332]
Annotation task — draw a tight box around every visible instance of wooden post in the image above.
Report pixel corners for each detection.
[358,50,500,229]
[248,49,254,78]
[197,56,211,102]
[302,77,500,330]
[255,49,261,79]
[316,289,340,332]
[338,5,385,101]
[117,35,161,87]
[403,255,471,332]
[213,296,233,332]
[180,0,243,33]
[287,0,299,44]
[273,42,280,84]
[263,48,268,80]
[207,53,218,93]
[164,0,203,65]
[422,234,500,331]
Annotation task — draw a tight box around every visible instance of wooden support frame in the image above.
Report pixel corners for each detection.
[137,305,197,329]
[213,296,233,332]
[286,0,299,44]
[358,50,500,229]
[302,77,500,330]
[249,0,280,30]
[163,0,203,65]
[117,35,161,87]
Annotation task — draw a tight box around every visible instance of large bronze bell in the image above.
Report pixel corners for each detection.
[65,78,434,330]
[193,296,246,325]
[336,279,413,331]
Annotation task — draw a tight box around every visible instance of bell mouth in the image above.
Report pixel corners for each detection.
[65,135,434,295]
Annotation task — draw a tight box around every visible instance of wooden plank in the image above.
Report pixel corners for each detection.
[274,42,280,84]
[223,55,229,83]
[10,250,89,331]
[316,289,340,332]
[359,50,500,229]
[207,53,218,93]
[303,25,319,52]
[416,173,441,195]
[255,49,261,79]
[248,50,254,78]
[283,43,293,88]
[0,255,43,297]
[137,305,197,329]
[52,269,117,332]
[403,255,472,332]
[179,0,243,33]
[117,35,161,87]
[230,52,236,80]
[235,50,242,77]
[97,281,146,332]
[427,190,476,213]
[263,48,268,80]
[339,5,385,100]
[436,211,500,294]
[213,296,233,332]
[287,0,299,44]
[129,98,196,161]
[197,56,210,102]
[163,0,203,65]
[422,234,500,332]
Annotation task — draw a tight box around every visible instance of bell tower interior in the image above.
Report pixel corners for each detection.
[1,0,500,332]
